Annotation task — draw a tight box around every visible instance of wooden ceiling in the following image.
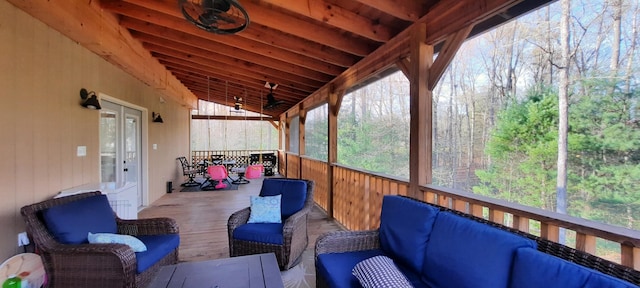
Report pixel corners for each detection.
[9,0,554,117]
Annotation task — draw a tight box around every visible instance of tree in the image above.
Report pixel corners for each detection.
[474,91,559,208]
[556,0,571,244]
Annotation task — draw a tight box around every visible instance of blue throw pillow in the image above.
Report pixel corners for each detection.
[248,195,282,223]
[42,194,117,244]
[88,232,147,252]
[260,179,307,218]
[352,256,414,288]
[379,195,439,273]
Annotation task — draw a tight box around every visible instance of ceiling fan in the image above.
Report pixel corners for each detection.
[230,96,244,113]
[263,82,284,110]
[179,0,249,35]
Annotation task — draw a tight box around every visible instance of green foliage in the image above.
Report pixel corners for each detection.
[475,81,640,229]
[475,90,559,208]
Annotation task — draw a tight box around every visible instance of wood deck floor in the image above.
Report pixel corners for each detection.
[138,177,344,263]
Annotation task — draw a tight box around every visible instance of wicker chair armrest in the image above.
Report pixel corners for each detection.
[228,207,251,231]
[282,208,310,235]
[315,230,380,259]
[117,217,179,236]
[47,242,137,270]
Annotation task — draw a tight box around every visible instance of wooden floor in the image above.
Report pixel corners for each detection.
[139,176,344,262]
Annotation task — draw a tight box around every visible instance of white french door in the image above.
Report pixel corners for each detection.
[100,100,143,210]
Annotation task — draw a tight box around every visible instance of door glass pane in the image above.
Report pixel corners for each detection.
[125,116,138,183]
[100,111,117,182]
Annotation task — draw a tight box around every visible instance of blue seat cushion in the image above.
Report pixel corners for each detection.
[379,195,439,272]
[42,194,117,244]
[422,212,537,288]
[233,223,284,245]
[259,179,307,218]
[510,247,637,288]
[316,249,385,288]
[135,234,180,274]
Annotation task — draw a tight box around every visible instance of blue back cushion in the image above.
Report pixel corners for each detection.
[510,247,637,288]
[260,179,307,218]
[379,195,439,273]
[422,212,537,288]
[42,194,117,244]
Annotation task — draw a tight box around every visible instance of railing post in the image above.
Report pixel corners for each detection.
[576,233,596,254]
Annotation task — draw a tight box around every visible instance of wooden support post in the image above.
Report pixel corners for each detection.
[326,87,343,219]
[408,23,433,201]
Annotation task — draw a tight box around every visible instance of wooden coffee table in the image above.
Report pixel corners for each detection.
[149,253,283,288]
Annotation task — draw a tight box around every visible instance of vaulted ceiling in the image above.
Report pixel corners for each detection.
[10,0,553,117]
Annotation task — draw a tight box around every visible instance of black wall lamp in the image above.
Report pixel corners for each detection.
[80,88,101,110]
[152,112,164,123]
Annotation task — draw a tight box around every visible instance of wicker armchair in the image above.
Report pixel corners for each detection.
[21,192,179,288]
[228,178,315,270]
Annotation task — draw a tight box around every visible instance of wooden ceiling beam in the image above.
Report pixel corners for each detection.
[424,0,522,45]
[5,0,198,108]
[117,0,360,67]
[102,2,345,76]
[139,36,334,84]
[177,76,296,104]
[119,0,374,57]
[234,0,375,56]
[241,0,377,57]
[125,27,334,83]
[170,68,304,99]
[157,55,318,95]
[192,115,273,121]
[261,0,394,42]
[352,0,426,21]
[428,25,474,90]
[143,42,325,89]
[165,63,308,101]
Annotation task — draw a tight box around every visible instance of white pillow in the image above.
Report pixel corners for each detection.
[352,255,413,288]
[87,232,147,252]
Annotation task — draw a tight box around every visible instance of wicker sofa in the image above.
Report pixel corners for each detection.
[315,195,640,288]
[21,191,180,288]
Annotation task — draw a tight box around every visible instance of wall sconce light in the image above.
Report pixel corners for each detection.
[152,112,164,123]
[80,88,101,110]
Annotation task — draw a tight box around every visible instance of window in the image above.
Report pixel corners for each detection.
[431,0,640,233]
[191,100,277,150]
[338,70,410,178]
[305,104,328,161]
[289,116,300,154]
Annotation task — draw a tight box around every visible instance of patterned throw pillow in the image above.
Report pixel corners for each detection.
[247,195,282,223]
[352,255,414,288]
[87,232,147,252]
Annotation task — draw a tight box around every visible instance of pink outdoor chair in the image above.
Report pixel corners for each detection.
[201,165,228,190]
[245,164,263,179]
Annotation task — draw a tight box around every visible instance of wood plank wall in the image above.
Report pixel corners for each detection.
[285,154,300,179]
[332,165,409,231]
[300,157,330,212]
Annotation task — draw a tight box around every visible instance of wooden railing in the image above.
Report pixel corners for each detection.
[191,150,278,171]
[287,152,640,270]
